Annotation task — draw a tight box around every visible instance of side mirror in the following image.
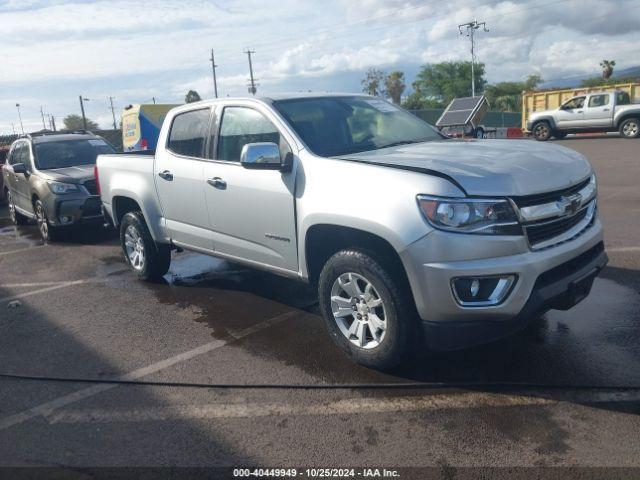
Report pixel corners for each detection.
[12,162,26,175]
[240,142,284,171]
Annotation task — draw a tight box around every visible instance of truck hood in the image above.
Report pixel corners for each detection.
[36,164,95,183]
[339,139,592,196]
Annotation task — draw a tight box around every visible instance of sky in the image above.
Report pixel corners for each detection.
[1,0,639,134]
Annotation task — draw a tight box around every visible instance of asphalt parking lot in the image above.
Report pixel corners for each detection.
[0,136,639,473]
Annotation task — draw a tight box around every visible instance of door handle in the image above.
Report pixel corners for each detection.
[207,177,227,189]
[158,170,173,181]
[577,110,583,113]
[603,108,610,111]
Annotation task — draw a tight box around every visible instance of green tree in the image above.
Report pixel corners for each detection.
[484,75,543,112]
[580,75,637,88]
[361,67,386,97]
[524,74,543,91]
[412,61,486,105]
[401,92,443,110]
[185,90,202,103]
[63,114,98,130]
[385,71,406,104]
[600,60,616,80]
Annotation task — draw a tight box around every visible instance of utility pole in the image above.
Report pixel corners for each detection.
[152,97,156,104]
[49,115,57,132]
[210,49,219,98]
[79,95,88,130]
[15,104,24,134]
[244,49,257,95]
[108,96,117,130]
[40,106,47,130]
[458,20,489,97]
[11,123,16,135]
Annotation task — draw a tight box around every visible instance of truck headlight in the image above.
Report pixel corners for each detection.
[417,196,521,235]
[47,181,80,194]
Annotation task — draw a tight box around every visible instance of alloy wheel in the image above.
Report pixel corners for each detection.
[124,225,146,271]
[623,120,638,137]
[7,192,16,224]
[330,272,387,349]
[35,203,49,240]
[534,124,549,140]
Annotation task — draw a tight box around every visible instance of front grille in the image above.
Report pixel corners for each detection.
[524,205,591,246]
[83,179,98,195]
[512,178,590,208]
[536,242,605,288]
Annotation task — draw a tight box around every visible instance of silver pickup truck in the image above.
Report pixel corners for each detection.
[96,94,607,369]
[528,90,640,141]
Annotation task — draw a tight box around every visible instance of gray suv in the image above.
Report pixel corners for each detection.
[3,131,115,241]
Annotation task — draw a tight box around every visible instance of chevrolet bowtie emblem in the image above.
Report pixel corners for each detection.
[558,193,582,216]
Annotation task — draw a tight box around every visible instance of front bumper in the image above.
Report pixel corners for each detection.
[400,217,607,350]
[47,195,103,227]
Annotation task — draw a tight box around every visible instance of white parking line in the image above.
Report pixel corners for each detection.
[0,310,299,431]
[607,246,640,253]
[45,390,640,424]
[0,280,95,303]
[0,246,45,256]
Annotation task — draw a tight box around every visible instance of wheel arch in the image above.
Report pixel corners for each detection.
[303,223,411,291]
[615,112,640,128]
[531,116,557,130]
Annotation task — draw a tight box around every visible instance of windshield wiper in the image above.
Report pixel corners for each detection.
[376,140,424,150]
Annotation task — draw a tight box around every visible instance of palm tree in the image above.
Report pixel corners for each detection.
[600,60,616,80]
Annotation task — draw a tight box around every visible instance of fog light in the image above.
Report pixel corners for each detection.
[451,275,516,307]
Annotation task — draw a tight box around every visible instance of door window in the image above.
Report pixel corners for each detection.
[588,95,609,108]
[616,92,631,105]
[563,97,585,109]
[166,108,211,158]
[216,107,286,162]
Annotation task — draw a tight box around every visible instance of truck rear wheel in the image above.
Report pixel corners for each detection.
[620,118,639,139]
[532,121,552,141]
[120,211,171,281]
[318,249,416,370]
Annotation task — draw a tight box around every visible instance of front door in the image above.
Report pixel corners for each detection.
[203,104,298,273]
[153,107,213,251]
[556,96,586,128]
[7,142,33,214]
[584,94,613,128]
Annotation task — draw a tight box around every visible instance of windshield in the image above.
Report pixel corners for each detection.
[273,96,443,157]
[33,138,115,170]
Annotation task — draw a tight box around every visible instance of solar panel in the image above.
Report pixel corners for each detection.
[436,96,489,128]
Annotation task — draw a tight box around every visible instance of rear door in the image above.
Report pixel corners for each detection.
[556,96,586,128]
[153,107,214,251]
[202,103,298,272]
[584,93,613,127]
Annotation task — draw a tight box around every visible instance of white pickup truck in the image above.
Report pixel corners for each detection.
[527,90,640,141]
[96,94,607,369]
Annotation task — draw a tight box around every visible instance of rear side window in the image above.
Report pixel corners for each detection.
[167,108,211,158]
[8,143,22,165]
[217,107,283,162]
[616,92,631,105]
[588,94,609,108]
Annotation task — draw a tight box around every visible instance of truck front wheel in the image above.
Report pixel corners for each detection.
[120,211,171,281]
[532,121,552,141]
[620,118,640,139]
[318,249,416,370]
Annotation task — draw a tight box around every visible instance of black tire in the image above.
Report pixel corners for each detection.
[120,211,171,281]
[34,199,61,242]
[318,249,417,370]
[7,190,29,225]
[532,121,552,141]
[619,117,640,139]
[553,131,567,139]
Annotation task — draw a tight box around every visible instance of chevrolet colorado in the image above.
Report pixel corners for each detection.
[96,94,607,369]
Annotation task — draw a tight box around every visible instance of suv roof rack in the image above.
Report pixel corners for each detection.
[25,129,94,138]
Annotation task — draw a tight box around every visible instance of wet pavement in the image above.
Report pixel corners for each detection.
[0,137,639,470]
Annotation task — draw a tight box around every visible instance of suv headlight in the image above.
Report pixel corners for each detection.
[417,196,521,235]
[47,181,80,194]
